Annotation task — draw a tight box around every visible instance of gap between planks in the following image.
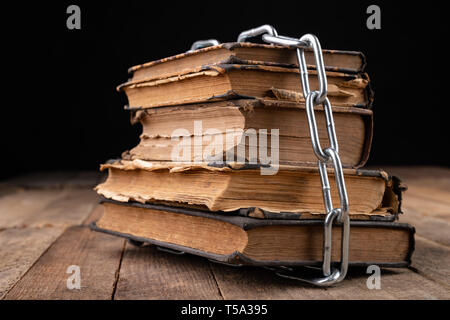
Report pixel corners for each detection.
[0,185,100,299]
[113,242,224,300]
[3,224,125,299]
[2,169,449,299]
[111,240,127,300]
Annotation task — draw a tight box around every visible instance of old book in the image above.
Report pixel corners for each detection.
[124,99,372,168]
[128,43,366,82]
[94,160,404,220]
[91,200,414,267]
[119,64,372,109]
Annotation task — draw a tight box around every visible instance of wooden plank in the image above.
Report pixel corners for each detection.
[394,173,450,246]
[209,263,334,299]
[402,196,450,222]
[400,208,450,247]
[0,227,64,299]
[0,188,99,229]
[210,263,449,299]
[383,166,450,181]
[0,187,71,298]
[411,236,450,288]
[403,183,450,207]
[0,183,101,299]
[0,189,67,229]
[114,244,222,300]
[325,268,449,299]
[3,171,103,190]
[0,184,22,199]
[4,171,78,189]
[23,189,100,228]
[384,166,450,206]
[2,168,447,300]
[4,226,125,300]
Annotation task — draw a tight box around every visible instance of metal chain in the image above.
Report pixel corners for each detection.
[238,25,350,286]
[188,39,220,52]
[189,25,351,286]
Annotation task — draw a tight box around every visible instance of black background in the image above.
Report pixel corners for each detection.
[1,1,447,180]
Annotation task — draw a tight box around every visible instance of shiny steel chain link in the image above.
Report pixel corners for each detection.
[189,25,350,286]
[238,25,350,286]
[188,39,220,52]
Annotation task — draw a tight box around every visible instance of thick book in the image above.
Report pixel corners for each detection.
[90,199,414,267]
[125,99,373,168]
[128,42,367,82]
[119,64,372,109]
[95,160,405,221]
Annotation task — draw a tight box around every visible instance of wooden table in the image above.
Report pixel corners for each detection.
[0,167,449,300]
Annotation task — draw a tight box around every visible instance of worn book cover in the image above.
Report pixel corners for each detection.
[91,199,414,267]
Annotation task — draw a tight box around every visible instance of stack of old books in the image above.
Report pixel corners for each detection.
[92,40,414,269]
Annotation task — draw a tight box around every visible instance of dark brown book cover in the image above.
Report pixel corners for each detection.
[128,42,367,82]
[90,199,414,268]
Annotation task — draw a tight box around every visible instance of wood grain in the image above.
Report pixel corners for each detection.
[209,263,449,299]
[386,166,450,206]
[4,226,125,300]
[3,171,104,190]
[400,209,450,246]
[114,244,222,300]
[404,184,450,207]
[0,227,64,299]
[403,196,450,222]
[209,263,334,299]
[0,189,67,229]
[0,174,102,299]
[325,267,449,299]
[1,168,449,300]
[0,188,98,229]
[411,236,450,288]
[386,166,450,247]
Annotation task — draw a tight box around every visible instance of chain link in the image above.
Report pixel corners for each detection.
[190,25,351,286]
[188,39,220,52]
[237,25,350,286]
